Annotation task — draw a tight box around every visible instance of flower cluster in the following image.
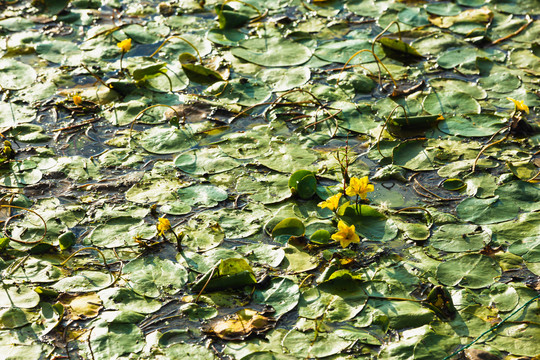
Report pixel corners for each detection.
[317,176,375,248]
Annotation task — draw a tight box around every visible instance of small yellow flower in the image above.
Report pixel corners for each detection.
[2,140,13,159]
[72,94,83,106]
[345,176,374,200]
[117,38,132,53]
[317,193,342,211]
[331,220,360,248]
[157,217,171,236]
[507,97,529,114]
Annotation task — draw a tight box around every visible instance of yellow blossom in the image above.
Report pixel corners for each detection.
[507,97,529,114]
[345,176,374,200]
[317,193,342,211]
[157,217,171,236]
[331,220,360,248]
[117,38,132,53]
[72,94,83,106]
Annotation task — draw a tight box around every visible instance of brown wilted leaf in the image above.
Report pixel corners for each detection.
[203,308,276,340]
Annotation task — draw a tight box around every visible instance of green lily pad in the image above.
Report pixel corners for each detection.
[36,41,82,66]
[298,273,367,321]
[53,271,114,293]
[426,2,462,16]
[281,241,318,273]
[439,114,507,137]
[98,288,162,314]
[0,286,40,308]
[495,181,540,212]
[398,8,430,26]
[175,147,241,175]
[176,184,228,208]
[0,59,37,90]
[288,170,317,200]
[392,140,437,171]
[436,254,501,289]
[239,243,285,268]
[258,67,311,92]
[232,37,312,67]
[207,28,248,46]
[139,126,196,154]
[423,91,481,115]
[258,141,318,173]
[6,257,62,283]
[508,237,540,262]
[272,218,305,241]
[88,217,152,248]
[253,277,299,318]
[338,204,398,242]
[478,72,521,93]
[182,220,225,251]
[282,329,354,358]
[165,343,216,359]
[488,212,540,246]
[218,128,271,159]
[457,196,519,224]
[191,258,257,292]
[0,102,36,127]
[236,172,291,204]
[314,39,380,64]
[430,224,490,252]
[207,79,271,107]
[89,320,145,360]
[123,256,188,298]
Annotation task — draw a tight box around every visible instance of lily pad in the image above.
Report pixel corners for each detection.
[0,59,37,90]
[253,277,299,318]
[139,126,196,154]
[423,91,481,115]
[175,147,241,175]
[430,224,490,252]
[123,256,189,298]
[457,196,519,224]
[436,254,501,289]
[232,37,312,67]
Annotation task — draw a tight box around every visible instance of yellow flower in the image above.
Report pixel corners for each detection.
[72,94,83,106]
[117,38,132,53]
[318,193,342,211]
[507,97,529,114]
[156,217,171,236]
[345,176,374,200]
[331,220,360,248]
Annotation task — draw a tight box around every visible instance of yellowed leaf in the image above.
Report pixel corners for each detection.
[429,7,493,28]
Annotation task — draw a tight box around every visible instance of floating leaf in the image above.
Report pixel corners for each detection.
[437,254,501,289]
[191,258,257,293]
[378,37,423,62]
[123,256,188,298]
[0,59,37,90]
[232,37,312,67]
[272,217,305,242]
[253,277,299,318]
[205,308,276,340]
[288,170,317,200]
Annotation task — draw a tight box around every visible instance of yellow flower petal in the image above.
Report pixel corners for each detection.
[317,193,342,211]
[117,38,132,53]
[331,220,360,248]
[507,97,529,114]
[157,217,171,236]
[72,95,83,106]
[345,176,374,200]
